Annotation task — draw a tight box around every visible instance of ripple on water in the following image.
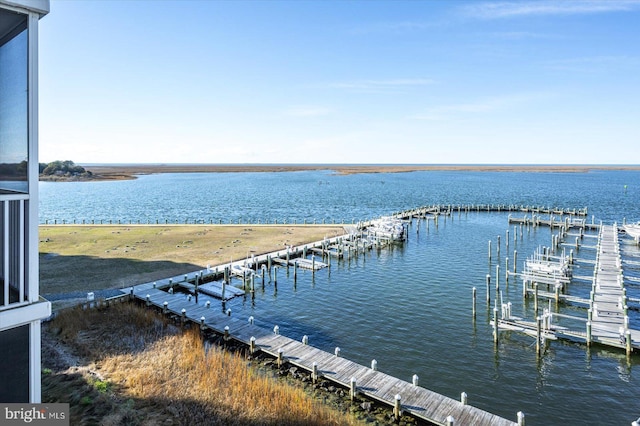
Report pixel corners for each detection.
[40,171,640,425]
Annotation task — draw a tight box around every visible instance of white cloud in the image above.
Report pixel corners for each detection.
[543,55,640,72]
[350,21,437,35]
[464,0,640,19]
[411,92,552,121]
[329,78,436,94]
[284,106,332,117]
[489,31,557,39]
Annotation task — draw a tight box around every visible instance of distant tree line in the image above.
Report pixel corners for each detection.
[39,160,92,177]
[0,160,92,180]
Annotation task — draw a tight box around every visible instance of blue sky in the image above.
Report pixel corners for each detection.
[38,0,640,164]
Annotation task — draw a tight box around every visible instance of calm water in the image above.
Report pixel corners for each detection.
[40,170,640,425]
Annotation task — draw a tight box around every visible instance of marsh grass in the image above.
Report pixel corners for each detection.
[43,303,362,425]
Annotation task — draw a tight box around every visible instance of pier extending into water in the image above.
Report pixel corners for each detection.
[69,205,639,425]
[98,223,524,426]
[119,282,520,426]
[41,203,588,226]
[492,218,640,356]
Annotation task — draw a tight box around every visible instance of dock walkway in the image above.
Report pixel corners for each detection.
[496,223,640,354]
[123,286,518,426]
[589,225,639,350]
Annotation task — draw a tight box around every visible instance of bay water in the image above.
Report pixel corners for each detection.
[39,170,640,425]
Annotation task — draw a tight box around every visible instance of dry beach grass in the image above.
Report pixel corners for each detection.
[42,303,363,425]
[39,224,370,425]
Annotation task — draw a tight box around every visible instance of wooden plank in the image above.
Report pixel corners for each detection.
[124,263,518,426]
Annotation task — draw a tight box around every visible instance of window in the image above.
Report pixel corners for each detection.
[0,8,28,193]
[0,324,29,402]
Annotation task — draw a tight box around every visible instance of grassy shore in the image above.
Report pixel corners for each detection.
[40,225,374,425]
[40,224,345,306]
[39,224,415,425]
[42,303,366,425]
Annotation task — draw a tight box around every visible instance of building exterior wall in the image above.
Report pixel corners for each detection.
[0,0,49,404]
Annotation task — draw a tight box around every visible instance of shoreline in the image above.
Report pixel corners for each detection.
[40,163,640,182]
[40,224,346,310]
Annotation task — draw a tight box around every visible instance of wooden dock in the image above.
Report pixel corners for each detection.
[389,204,588,219]
[497,223,640,355]
[588,224,638,352]
[123,285,519,426]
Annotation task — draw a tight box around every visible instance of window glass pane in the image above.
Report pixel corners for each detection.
[0,324,30,402]
[0,9,28,193]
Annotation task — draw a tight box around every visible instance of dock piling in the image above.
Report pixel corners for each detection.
[394,394,402,421]
[493,308,499,344]
[350,377,357,400]
[472,287,477,318]
[536,316,542,356]
[486,275,491,304]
